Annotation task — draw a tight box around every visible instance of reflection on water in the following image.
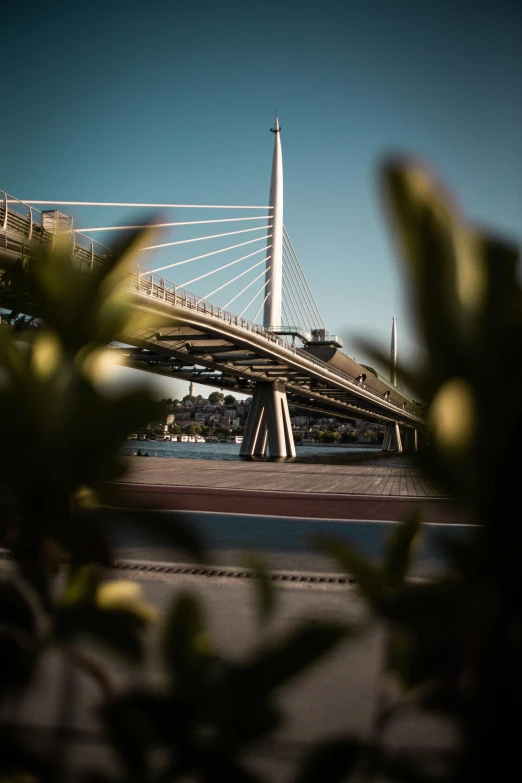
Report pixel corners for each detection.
[121,439,410,466]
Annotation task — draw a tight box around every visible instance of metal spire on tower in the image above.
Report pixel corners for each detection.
[390,316,397,387]
[263,115,283,328]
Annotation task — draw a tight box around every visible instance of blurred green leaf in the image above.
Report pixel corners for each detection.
[293,737,360,783]
[56,605,146,662]
[162,591,214,690]
[198,750,265,782]
[242,553,276,624]
[383,513,422,587]
[0,580,36,633]
[236,621,349,698]
[313,537,381,604]
[61,564,100,606]
[98,507,207,564]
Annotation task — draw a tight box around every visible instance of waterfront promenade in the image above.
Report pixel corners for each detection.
[100,453,469,526]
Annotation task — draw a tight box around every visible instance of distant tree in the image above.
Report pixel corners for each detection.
[208,391,224,404]
[321,431,336,443]
[183,394,196,403]
[224,394,236,405]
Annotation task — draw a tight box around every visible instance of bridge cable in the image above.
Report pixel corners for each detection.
[285,249,323,330]
[142,224,271,251]
[281,286,304,332]
[282,248,314,331]
[281,301,292,330]
[74,216,270,232]
[281,274,306,331]
[179,247,269,288]
[253,292,271,323]
[148,234,272,274]
[223,262,272,310]
[202,260,270,301]
[19,200,272,210]
[238,279,271,318]
[282,239,318,330]
[283,226,325,328]
[283,227,322,319]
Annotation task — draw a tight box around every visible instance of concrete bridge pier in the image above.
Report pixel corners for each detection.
[240,380,296,459]
[382,422,403,453]
[402,428,418,452]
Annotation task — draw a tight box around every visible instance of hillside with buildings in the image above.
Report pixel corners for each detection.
[139,392,385,444]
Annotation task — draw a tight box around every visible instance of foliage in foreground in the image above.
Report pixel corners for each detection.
[314,158,522,782]
[0,231,350,782]
[1,155,521,783]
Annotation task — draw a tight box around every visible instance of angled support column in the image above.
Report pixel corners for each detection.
[382,422,403,453]
[403,428,418,452]
[240,380,296,458]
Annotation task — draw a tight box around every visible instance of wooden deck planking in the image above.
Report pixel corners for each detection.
[121,457,450,499]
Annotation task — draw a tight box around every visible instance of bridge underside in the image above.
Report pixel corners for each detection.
[0,250,425,452]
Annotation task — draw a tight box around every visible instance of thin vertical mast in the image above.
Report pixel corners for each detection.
[390,315,397,386]
[263,115,283,327]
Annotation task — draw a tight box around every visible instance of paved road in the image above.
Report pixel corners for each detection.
[112,509,473,577]
[2,563,457,782]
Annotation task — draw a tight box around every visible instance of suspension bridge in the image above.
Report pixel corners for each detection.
[0,119,424,457]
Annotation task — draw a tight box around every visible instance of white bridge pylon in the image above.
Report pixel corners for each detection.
[241,117,293,458]
[13,121,373,459]
[263,116,283,329]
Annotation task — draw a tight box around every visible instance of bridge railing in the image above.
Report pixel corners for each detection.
[0,190,112,270]
[131,264,419,416]
[0,193,420,418]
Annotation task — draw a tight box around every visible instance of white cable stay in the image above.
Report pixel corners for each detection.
[283,226,325,328]
[281,281,302,329]
[282,243,316,330]
[281,301,291,329]
[239,279,271,318]
[282,288,304,332]
[282,286,304,331]
[282,264,311,331]
[148,234,272,274]
[142,224,271,252]
[179,247,270,288]
[282,256,311,331]
[202,259,269,301]
[223,263,272,310]
[253,291,271,324]
[18,200,272,210]
[73,216,271,232]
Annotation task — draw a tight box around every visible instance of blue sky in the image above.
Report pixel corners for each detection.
[4,0,521,399]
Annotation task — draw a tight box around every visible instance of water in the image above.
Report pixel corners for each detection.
[121,438,386,464]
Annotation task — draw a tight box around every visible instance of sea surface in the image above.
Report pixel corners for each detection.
[121,439,386,464]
